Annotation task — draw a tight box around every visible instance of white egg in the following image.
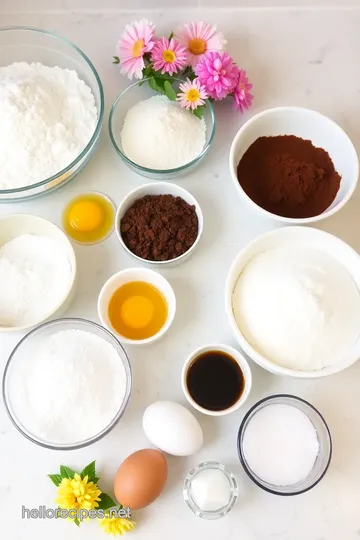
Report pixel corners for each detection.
[143,401,203,456]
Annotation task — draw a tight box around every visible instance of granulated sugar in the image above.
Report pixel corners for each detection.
[7,329,127,445]
[120,95,206,169]
[0,62,97,189]
[243,404,320,486]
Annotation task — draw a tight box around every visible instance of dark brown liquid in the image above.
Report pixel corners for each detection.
[186,350,244,411]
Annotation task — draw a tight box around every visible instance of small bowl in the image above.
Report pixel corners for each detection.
[229,106,359,224]
[98,267,176,345]
[115,182,203,268]
[109,78,215,179]
[237,395,332,496]
[225,226,360,378]
[0,214,76,332]
[2,318,132,450]
[0,27,104,202]
[183,461,238,519]
[181,344,252,416]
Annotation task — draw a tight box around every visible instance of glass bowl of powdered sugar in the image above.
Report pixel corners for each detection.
[237,395,332,496]
[0,27,104,202]
[109,78,215,179]
[2,318,132,450]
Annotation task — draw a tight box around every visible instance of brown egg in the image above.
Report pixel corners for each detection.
[114,449,168,510]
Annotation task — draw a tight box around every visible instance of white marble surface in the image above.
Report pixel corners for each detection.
[1,7,360,540]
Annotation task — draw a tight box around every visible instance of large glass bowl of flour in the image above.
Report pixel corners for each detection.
[109,78,216,179]
[2,318,132,450]
[0,27,104,202]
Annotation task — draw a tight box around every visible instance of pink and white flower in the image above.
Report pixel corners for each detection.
[177,78,208,110]
[117,19,155,80]
[232,68,253,112]
[151,37,187,76]
[175,22,226,67]
[195,51,238,100]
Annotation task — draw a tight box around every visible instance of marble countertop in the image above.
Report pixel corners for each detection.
[1,7,360,540]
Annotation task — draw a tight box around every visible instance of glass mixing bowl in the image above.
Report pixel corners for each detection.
[2,318,132,450]
[0,27,104,202]
[109,78,216,179]
[237,395,332,496]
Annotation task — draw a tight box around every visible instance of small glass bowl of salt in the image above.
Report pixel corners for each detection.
[183,461,238,519]
[237,394,332,496]
[109,78,216,180]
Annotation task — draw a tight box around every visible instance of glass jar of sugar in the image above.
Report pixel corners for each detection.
[183,461,238,519]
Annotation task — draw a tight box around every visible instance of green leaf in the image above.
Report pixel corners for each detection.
[164,80,177,101]
[113,56,120,64]
[143,63,154,77]
[193,106,205,119]
[48,474,62,487]
[80,461,97,483]
[60,465,76,479]
[74,518,80,527]
[98,492,117,511]
[168,31,174,40]
[148,76,158,92]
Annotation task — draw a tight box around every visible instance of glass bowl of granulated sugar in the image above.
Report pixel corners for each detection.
[2,318,132,450]
[109,78,215,179]
[0,27,104,202]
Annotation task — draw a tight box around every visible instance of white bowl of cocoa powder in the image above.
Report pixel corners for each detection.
[229,106,359,224]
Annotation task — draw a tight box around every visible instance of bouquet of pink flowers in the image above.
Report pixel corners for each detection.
[113,20,253,119]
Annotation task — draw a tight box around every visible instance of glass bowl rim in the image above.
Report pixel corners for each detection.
[0,26,104,195]
[108,77,216,175]
[237,393,332,496]
[2,317,132,450]
[183,460,238,519]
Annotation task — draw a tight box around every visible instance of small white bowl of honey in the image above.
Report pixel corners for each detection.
[98,268,176,345]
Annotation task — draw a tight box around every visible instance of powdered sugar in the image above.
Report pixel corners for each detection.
[7,329,127,445]
[120,95,206,169]
[0,234,72,327]
[0,62,97,189]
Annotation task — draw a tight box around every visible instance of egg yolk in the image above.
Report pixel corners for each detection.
[121,296,154,329]
[69,201,104,232]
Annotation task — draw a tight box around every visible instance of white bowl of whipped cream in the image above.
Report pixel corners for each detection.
[225,227,360,378]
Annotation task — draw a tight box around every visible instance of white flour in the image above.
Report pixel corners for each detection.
[120,95,206,169]
[232,247,360,371]
[0,62,97,189]
[0,234,72,327]
[7,329,127,445]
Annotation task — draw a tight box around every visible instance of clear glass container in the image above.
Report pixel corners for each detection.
[0,27,104,202]
[237,394,332,496]
[109,78,216,180]
[2,318,132,450]
[183,461,238,519]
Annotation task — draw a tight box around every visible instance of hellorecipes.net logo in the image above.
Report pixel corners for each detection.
[22,505,132,522]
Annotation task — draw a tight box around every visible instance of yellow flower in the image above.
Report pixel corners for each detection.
[100,516,136,536]
[56,474,102,510]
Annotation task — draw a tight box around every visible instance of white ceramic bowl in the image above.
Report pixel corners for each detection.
[181,344,252,416]
[115,182,203,268]
[229,107,359,224]
[0,214,76,332]
[225,226,360,378]
[98,267,176,345]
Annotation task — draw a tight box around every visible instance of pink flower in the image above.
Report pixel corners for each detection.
[195,51,238,100]
[233,69,253,112]
[150,37,187,76]
[177,78,208,111]
[117,19,155,80]
[176,22,226,67]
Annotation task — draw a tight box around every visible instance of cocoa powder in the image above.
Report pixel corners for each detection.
[120,194,198,261]
[237,135,341,219]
